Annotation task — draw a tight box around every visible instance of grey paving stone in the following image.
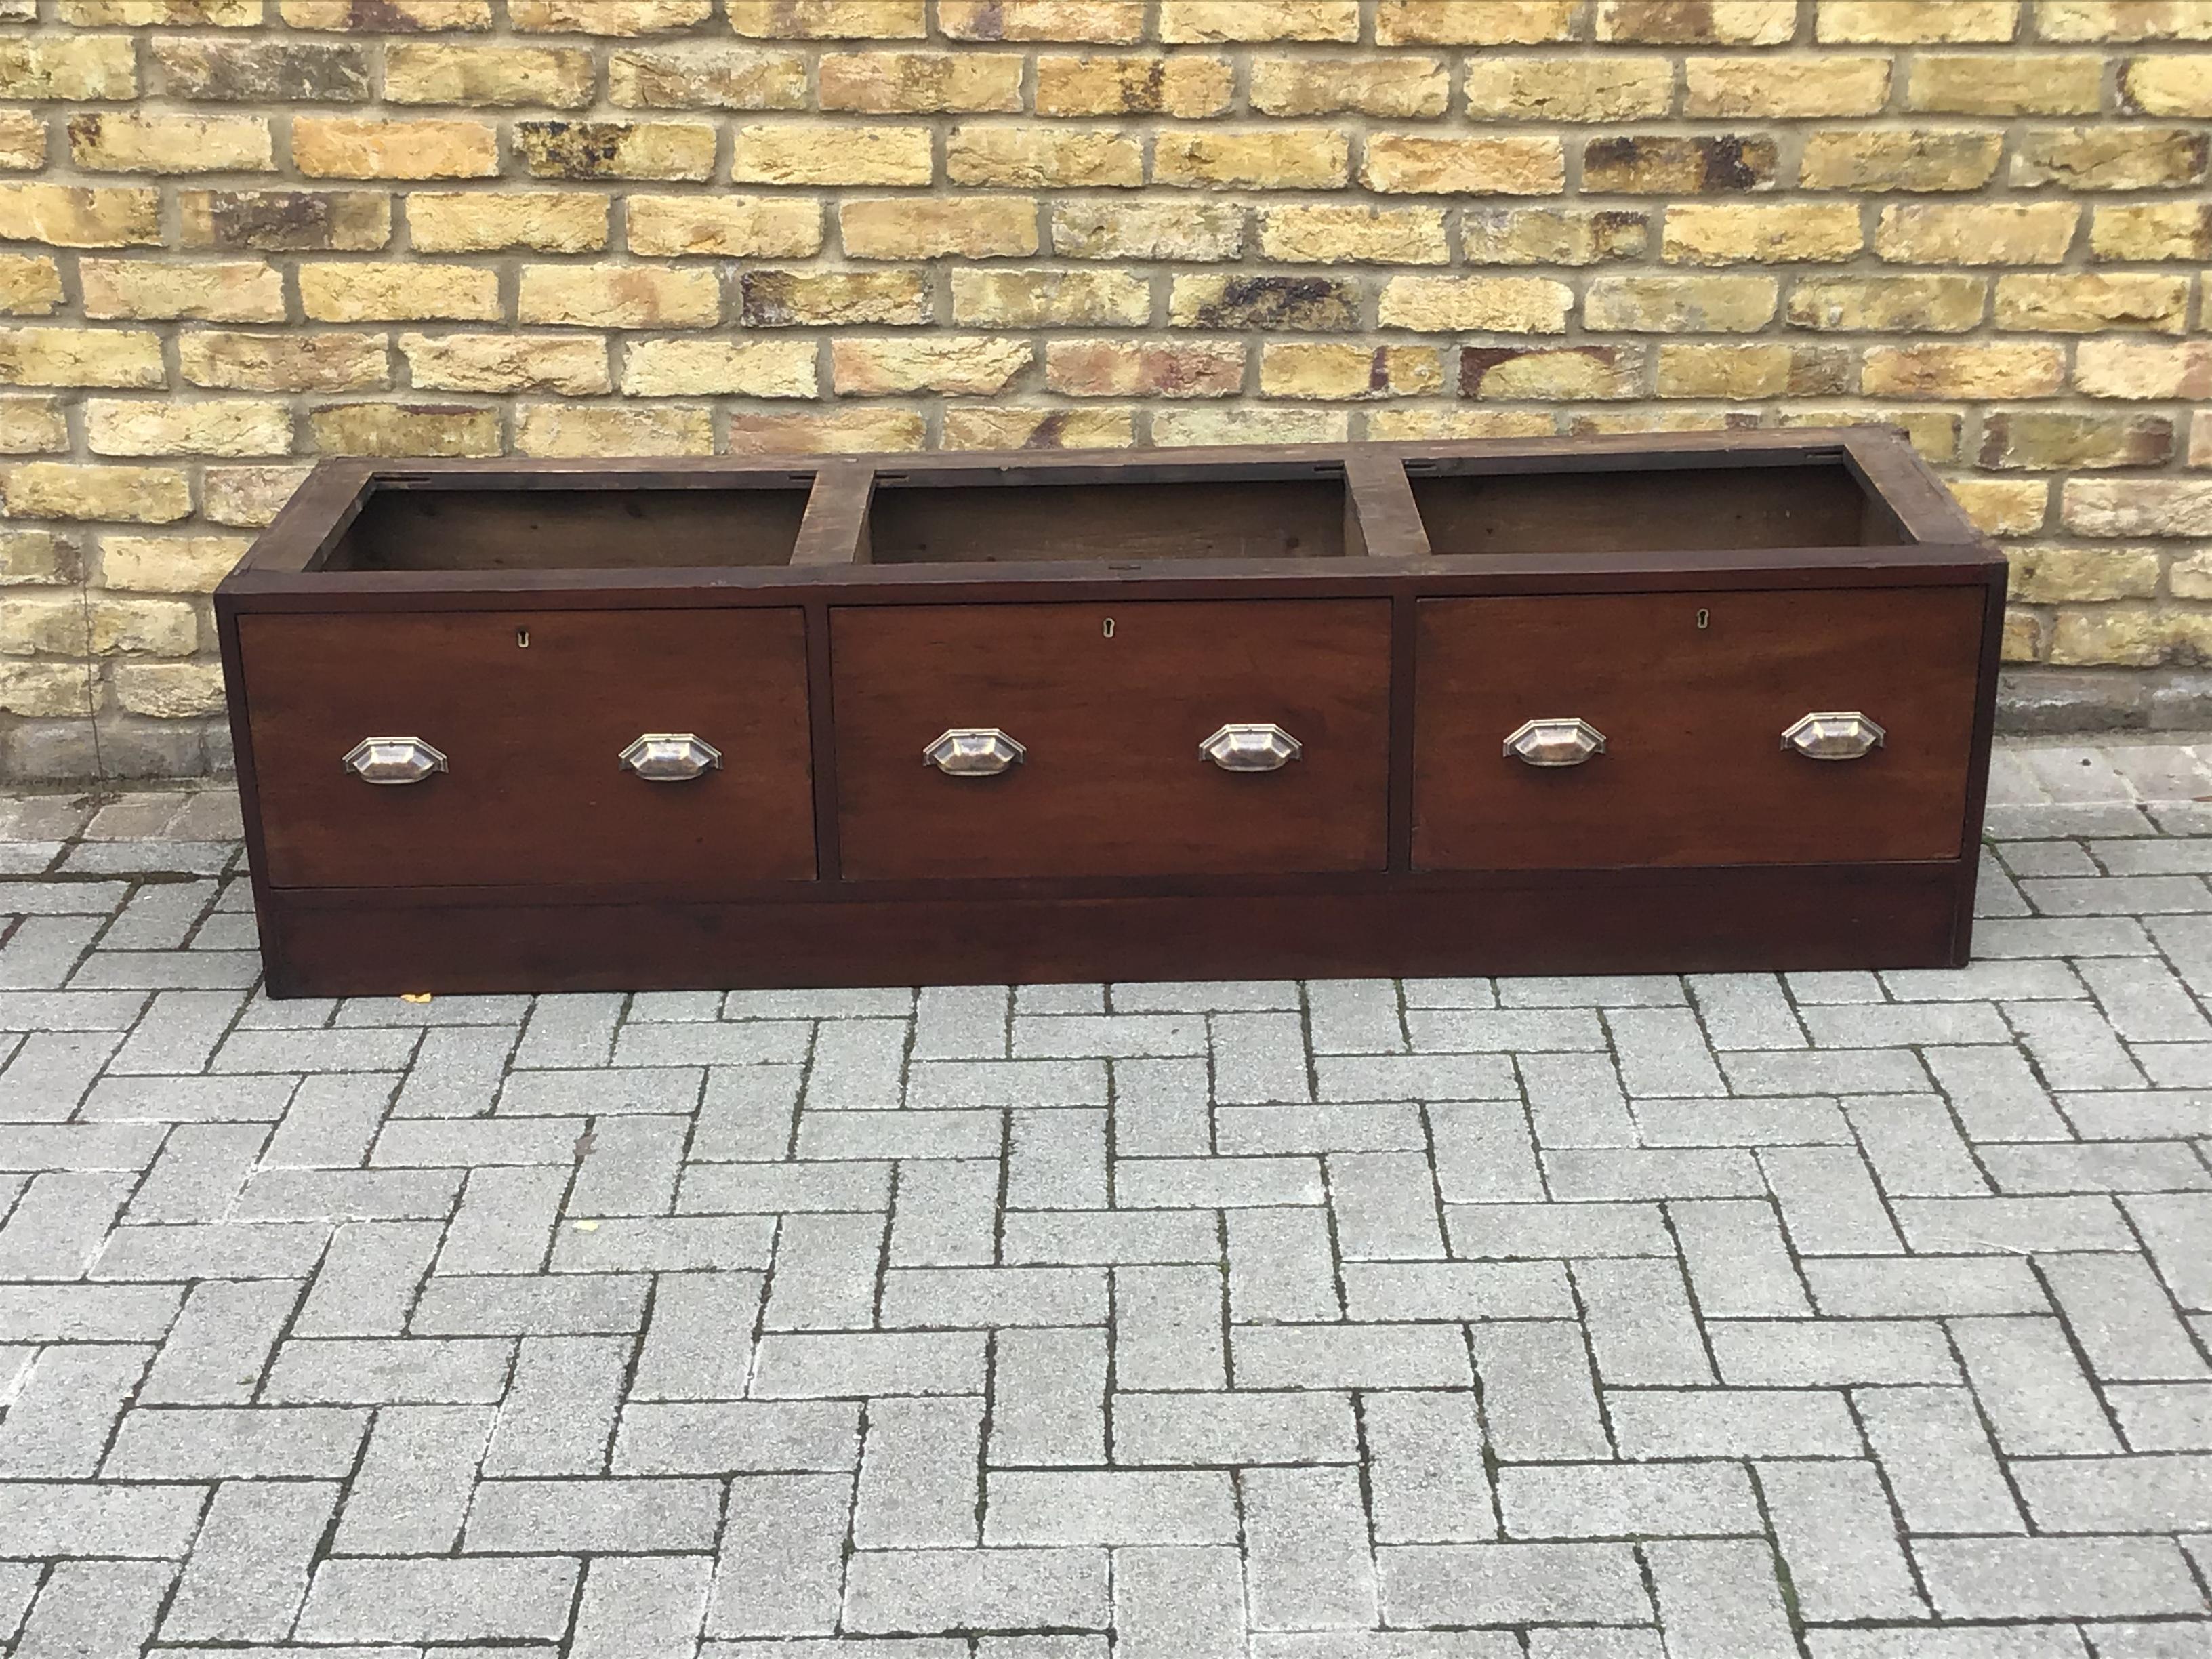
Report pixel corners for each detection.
[1243,1465,1378,1631]
[1379,1542,1652,1626]
[1114,1544,1242,1659]
[615,1399,859,1475]
[2013,1454,2212,1534]
[1118,1265,1229,1389]
[333,1402,493,1553]
[0,1343,146,1476]
[842,1546,1109,1635]
[1111,1389,1353,1467]
[1709,1318,1960,1386]
[572,1555,712,1659]
[1574,1258,1714,1385]
[14,1558,173,1659]
[989,1326,1106,1467]
[1232,1323,1471,1391]
[857,1396,985,1547]
[102,1404,367,1478]
[1644,1538,1797,1659]
[465,1475,723,1552]
[1852,1385,2026,1534]
[1755,1458,1925,1622]
[298,1555,580,1643]
[0,1479,207,1557]
[1361,1389,1496,1542]
[1952,1314,2125,1455]
[985,1469,1238,1545]
[752,1331,987,1398]
[160,1479,335,1643]
[1497,1461,1763,1540]
[1467,1322,1612,1460]
[1605,1387,1862,1458]
[1913,1537,2207,1620]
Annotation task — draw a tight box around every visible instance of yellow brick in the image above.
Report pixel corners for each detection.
[623,338,814,400]
[2049,605,2171,667]
[731,122,934,186]
[2074,338,2212,398]
[821,50,1022,110]
[1376,0,1575,43]
[1584,274,1778,331]
[1982,412,2173,471]
[1466,207,1649,265]
[1596,0,1797,41]
[1168,273,1358,331]
[0,397,65,455]
[112,661,226,719]
[1153,406,1349,446]
[2123,54,2212,115]
[0,327,164,388]
[951,268,1150,327]
[1035,54,1233,116]
[0,111,43,173]
[1053,200,1240,260]
[1361,135,1564,195]
[2,593,197,658]
[2013,126,2208,187]
[179,331,390,392]
[1256,204,1450,264]
[1684,56,1890,117]
[1155,128,1349,189]
[0,529,74,586]
[621,337,817,396]
[947,126,1144,188]
[2064,478,2212,536]
[1250,56,1448,117]
[2091,202,2212,260]
[1874,203,2080,264]
[4,462,190,524]
[726,407,926,453]
[85,398,291,458]
[2174,548,2212,598]
[1369,407,1558,440]
[1818,0,2019,39]
[1378,275,1572,334]
[1462,344,1644,400]
[1664,204,1862,265]
[293,117,498,180]
[0,661,89,719]
[0,35,138,99]
[608,45,808,108]
[942,406,1138,449]
[832,335,1032,395]
[1862,342,2066,398]
[1655,343,1851,398]
[0,185,159,249]
[385,43,595,106]
[1801,130,2005,192]
[1950,477,2051,535]
[1045,338,1242,396]
[2039,1,2212,41]
[939,1,1146,42]
[518,121,717,182]
[1158,0,1357,41]
[0,257,62,318]
[409,190,607,253]
[1575,409,1771,436]
[82,260,285,323]
[517,264,721,328]
[68,112,272,175]
[1906,54,2105,115]
[2007,544,2161,602]
[203,464,312,527]
[276,1,491,26]
[299,261,499,322]
[1464,56,1674,121]
[510,0,711,28]
[180,189,391,253]
[398,332,609,394]
[1786,274,1987,332]
[1995,272,2191,333]
[309,401,503,457]
[842,197,1039,258]
[628,194,823,258]
[101,534,253,592]
[726,1,927,37]
[1260,343,1443,400]
[741,268,930,325]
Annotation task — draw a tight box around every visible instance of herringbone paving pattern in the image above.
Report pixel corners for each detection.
[0,745,2209,1657]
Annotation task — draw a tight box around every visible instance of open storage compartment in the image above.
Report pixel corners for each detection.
[1404,453,1906,556]
[320,477,816,572]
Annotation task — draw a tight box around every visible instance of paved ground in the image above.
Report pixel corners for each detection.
[0,741,2209,1659]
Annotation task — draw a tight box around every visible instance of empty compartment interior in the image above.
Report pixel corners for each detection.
[322,483,813,571]
[1408,461,1902,556]
[864,472,1350,564]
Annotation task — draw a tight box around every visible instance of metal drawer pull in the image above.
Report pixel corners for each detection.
[1202,723,1303,772]
[343,736,447,785]
[620,733,722,781]
[1782,711,1885,760]
[1505,718,1605,767]
[926,727,1025,777]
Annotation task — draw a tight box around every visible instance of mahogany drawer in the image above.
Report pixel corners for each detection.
[238,608,814,889]
[831,599,1392,881]
[1413,587,1986,871]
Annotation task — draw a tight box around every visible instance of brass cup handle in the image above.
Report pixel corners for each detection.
[1783,711,1885,760]
[620,733,722,781]
[343,736,447,785]
[926,727,1025,777]
[1201,722,1302,772]
[1505,717,1605,767]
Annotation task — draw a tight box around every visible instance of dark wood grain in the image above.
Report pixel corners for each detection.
[1412,586,1988,871]
[832,599,1393,880]
[239,607,815,888]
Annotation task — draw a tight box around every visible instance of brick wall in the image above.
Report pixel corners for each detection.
[0,0,2207,781]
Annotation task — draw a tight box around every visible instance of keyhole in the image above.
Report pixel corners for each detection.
[1102,617,1115,639]
[516,629,530,648]
[1695,609,1709,631]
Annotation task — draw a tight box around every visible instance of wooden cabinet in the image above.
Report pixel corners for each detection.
[217,431,2004,994]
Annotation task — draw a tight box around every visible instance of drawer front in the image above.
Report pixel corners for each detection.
[1414,588,1985,871]
[833,600,1391,880]
[240,609,814,888]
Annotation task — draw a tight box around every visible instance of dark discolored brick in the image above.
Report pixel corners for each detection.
[178,189,390,253]
[1582,134,1776,194]
[154,41,373,103]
